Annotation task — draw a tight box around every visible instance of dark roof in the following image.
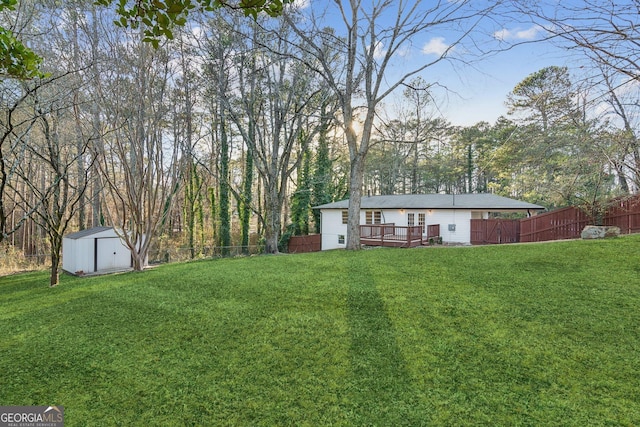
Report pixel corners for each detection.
[313,194,545,210]
[64,226,114,240]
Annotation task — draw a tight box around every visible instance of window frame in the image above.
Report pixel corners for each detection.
[365,210,382,224]
[407,212,415,227]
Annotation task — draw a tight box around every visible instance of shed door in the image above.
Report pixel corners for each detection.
[96,238,129,271]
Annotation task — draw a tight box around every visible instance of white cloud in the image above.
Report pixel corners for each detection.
[191,26,203,39]
[373,41,387,60]
[516,26,543,40]
[615,77,640,96]
[397,45,411,58]
[422,37,450,56]
[594,100,612,117]
[492,28,511,41]
[287,0,310,11]
[493,25,543,41]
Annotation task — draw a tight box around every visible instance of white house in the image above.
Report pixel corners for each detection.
[313,194,545,250]
[62,226,137,275]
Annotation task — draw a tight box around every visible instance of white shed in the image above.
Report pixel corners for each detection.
[62,227,133,275]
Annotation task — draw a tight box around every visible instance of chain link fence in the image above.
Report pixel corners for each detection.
[148,245,264,265]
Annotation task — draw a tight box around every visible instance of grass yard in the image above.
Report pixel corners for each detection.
[1,236,640,426]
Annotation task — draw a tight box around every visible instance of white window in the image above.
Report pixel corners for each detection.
[365,210,382,224]
[407,213,415,226]
[341,210,348,224]
[338,235,345,244]
[418,213,426,233]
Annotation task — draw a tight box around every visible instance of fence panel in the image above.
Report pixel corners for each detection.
[519,196,640,243]
[288,234,322,253]
[427,224,440,238]
[500,220,521,243]
[603,195,640,234]
[471,219,520,244]
[519,206,590,242]
[470,220,483,244]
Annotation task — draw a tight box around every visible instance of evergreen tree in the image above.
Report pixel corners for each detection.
[239,140,254,255]
[311,130,333,234]
[290,145,312,236]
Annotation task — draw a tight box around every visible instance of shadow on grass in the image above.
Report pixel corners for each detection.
[346,263,425,425]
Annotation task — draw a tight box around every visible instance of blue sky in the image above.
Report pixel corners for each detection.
[294,0,575,127]
[435,37,570,126]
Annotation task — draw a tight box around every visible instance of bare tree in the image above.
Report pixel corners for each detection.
[87,4,106,228]
[171,26,206,258]
[366,77,441,195]
[598,66,640,192]
[285,0,502,249]
[207,14,332,253]
[0,0,48,242]
[0,81,39,242]
[0,1,110,283]
[97,29,180,271]
[519,1,640,85]
[10,80,93,286]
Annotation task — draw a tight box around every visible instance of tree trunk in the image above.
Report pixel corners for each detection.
[264,183,281,254]
[240,145,253,254]
[186,172,196,259]
[219,115,231,256]
[71,6,85,231]
[132,252,145,271]
[411,142,419,194]
[0,139,7,242]
[90,5,102,228]
[615,162,630,194]
[346,153,366,250]
[49,238,61,287]
[217,39,231,256]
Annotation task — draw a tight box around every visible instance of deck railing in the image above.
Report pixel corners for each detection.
[359,224,424,247]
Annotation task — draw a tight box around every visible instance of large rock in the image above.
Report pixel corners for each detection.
[581,225,621,239]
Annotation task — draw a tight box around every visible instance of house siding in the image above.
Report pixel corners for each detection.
[320,210,349,250]
[402,209,472,244]
[320,208,481,250]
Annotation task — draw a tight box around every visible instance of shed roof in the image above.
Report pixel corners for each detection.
[313,193,545,211]
[64,226,114,240]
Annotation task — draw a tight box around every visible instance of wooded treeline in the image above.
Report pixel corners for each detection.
[1,1,638,284]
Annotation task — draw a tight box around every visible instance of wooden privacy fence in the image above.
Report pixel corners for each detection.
[603,196,640,234]
[519,195,640,243]
[471,219,520,245]
[427,224,440,239]
[288,234,321,253]
[519,206,590,243]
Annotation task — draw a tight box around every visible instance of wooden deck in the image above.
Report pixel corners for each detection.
[360,224,428,248]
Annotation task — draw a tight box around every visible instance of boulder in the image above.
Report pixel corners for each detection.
[581,225,620,239]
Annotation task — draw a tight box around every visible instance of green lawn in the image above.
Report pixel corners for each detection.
[2,236,640,426]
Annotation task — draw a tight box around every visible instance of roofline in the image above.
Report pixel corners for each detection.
[312,194,546,211]
[314,206,545,210]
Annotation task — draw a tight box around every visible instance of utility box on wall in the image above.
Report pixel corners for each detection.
[448,224,456,232]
